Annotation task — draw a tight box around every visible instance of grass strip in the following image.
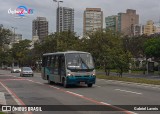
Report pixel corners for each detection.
[0,112,5,114]
[97,75,160,85]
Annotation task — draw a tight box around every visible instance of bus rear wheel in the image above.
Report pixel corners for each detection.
[48,76,52,84]
[87,84,93,87]
[63,79,68,88]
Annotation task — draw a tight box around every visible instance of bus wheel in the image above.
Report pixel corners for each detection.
[87,84,93,87]
[63,79,68,88]
[48,76,52,84]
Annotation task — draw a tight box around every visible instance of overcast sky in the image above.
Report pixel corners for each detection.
[1,0,160,39]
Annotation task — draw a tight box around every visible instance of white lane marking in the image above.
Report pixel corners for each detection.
[99,79,160,89]
[127,111,138,114]
[27,79,60,89]
[0,82,22,105]
[115,89,142,95]
[100,102,111,105]
[98,79,105,81]
[34,82,44,85]
[52,86,60,89]
[95,85,101,87]
[66,91,83,97]
[27,79,34,82]
[100,102,138,114]
[0,92,6,105]
[49,86,60,89]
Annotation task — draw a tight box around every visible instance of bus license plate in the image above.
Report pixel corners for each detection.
[80,82,85,85]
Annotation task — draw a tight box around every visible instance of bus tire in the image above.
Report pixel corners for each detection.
[63,78,68,88]
[48,76,52,84]
[87,84,93,87]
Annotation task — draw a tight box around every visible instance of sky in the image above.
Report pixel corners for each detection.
[1,0,160,40]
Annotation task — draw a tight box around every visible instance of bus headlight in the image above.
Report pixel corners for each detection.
[91,73,96,77]
[67,73,73,76]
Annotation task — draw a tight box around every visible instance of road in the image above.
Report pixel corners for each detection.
[0,69,160,114]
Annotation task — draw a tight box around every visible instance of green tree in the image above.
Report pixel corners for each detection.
[144,37,160,60]
[10,39,32,66]
[81,29,131,76]
[0,27,11,47]
[34,31,81,57]
[122,35,148,58]
[0,26,12,66]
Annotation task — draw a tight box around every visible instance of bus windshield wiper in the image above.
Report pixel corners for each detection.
[79,55,89,69]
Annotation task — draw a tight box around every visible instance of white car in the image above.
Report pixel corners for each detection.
[11,67,21,73]
[20,67,34,77]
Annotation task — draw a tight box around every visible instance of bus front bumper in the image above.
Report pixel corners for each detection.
[66,76,96,85]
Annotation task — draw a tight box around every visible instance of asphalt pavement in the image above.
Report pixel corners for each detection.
[0,69,160,114]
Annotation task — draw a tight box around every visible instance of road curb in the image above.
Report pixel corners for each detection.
[0,92,6,105]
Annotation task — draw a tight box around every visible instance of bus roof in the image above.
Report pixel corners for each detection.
[43,51,90,56]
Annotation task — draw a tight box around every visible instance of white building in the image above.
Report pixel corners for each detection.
[132,24,144,36]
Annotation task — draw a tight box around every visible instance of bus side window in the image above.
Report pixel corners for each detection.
[51,55,55,68]
[47,56,51,67]
[50,55,55,74]
[60,55,65,76]
[42,57,46,67]
[54,56,59,75]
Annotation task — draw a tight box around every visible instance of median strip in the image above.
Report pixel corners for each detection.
[97,75,160,86]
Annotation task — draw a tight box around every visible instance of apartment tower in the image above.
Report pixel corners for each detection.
[118,9,139,36]
[144,20,156,35]
[32,17,48,42]
[57,7,74,32]
[83,8,103,36]
[105,15,118,32]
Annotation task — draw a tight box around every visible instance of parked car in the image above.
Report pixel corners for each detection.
[20,67,34,77]
[11,67,21,73]
[7,67,12,70]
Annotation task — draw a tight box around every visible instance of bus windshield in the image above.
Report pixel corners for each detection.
[66,53,94,70]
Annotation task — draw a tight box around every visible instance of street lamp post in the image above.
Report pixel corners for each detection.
[11,27,17,67]
[11,27,17,43]
[53,0,63,51]
[53,0,63,32]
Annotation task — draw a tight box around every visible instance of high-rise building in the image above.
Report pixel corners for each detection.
[8,34,22,49]
[144,20,156,35]
[105,15,118,32]
[132,24,144,36]
[14,34,22,43]
[83,8,103,36]
[32,17,48,42]
[10,34,22,43]
[56,7,74,32]
[118,9,139,36]
[156,27,160,33]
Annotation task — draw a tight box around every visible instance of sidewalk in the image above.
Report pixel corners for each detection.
[0,75,25,114]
